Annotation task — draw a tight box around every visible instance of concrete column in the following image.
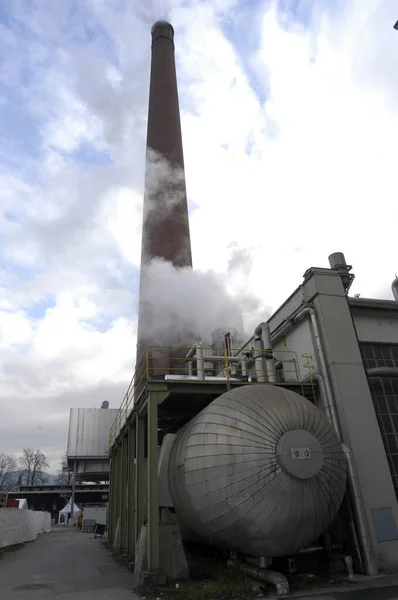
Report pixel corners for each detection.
[303,267,398,569]
[147,391,159,571]
[120,435,129,551]
[127,421,136,556]
[135,416,145,550]
[110,446,121,547]
[108,453,116,543]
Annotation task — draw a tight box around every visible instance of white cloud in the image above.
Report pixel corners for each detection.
[0,0,397,471]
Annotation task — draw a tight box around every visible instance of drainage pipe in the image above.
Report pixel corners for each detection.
[342,444,378,576]
[227,560,289,597]
[304,307,378,576]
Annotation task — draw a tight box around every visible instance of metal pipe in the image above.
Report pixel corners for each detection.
[253,338,266,382]
[188,361,193,376]
[342,444,378,576]
[392,276,398,301]
[196,344,205,380]
[304,307,378,576]
[260,322,277,383]
[228,560,289,597]
[164,374,242,382]
[367,367,398,377]
[269,303,377,576]
[244,556,271,568]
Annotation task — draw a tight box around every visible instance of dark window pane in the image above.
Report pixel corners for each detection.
[387,435,398,454]
[377,396,388,413]
[392,455,398,474]
[382,415,393,434]
[392,415,398,432]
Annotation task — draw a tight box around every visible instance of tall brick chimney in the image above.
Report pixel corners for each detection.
[136,21,193,378]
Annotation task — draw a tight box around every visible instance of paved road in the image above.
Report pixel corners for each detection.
[296,585,398,599]
[0,526,136,599]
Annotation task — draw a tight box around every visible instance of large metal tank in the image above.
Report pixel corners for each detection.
[168,384,347,557]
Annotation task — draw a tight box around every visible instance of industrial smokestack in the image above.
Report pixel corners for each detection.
[136,21,193,378]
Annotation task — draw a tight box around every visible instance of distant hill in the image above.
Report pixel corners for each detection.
[7,470,58,488]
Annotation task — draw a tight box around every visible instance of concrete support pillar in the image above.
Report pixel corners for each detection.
[108,453,116,543]
[147,391,159,571]
[302,267,398,569]
[135,416,145,550]
[121,435,129,551]
[127,422,136,556]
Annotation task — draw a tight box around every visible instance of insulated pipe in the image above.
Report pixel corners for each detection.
[305,307,378,576]
[392,276,398,301]
[343,444,378,576]
[253,338,266,383]
[303,372,363,572]
[196,344,205,380]
[254,322,276,382]
[188,361,193,376]
[228,560,289,597]
[261,322,277,383]
[164,375,243,382]
[367,367,398,377]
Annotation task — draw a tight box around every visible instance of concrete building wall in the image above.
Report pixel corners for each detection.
[272,317,316,382]
[302,268,398,569]
[354,314,398,343]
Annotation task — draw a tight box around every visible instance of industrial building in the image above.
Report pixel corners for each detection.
[106,20,398,595]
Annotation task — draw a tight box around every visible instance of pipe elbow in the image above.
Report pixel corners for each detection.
[254,322,267,338]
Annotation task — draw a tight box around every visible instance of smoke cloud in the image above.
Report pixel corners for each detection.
[143,148,186,219]
[138,254,270,348]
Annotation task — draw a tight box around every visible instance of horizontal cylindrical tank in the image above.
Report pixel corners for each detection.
[168,384,347,557]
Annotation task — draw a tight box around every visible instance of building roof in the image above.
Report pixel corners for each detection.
[348,297,398,313]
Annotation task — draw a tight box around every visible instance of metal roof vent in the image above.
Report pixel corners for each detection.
[328,252,355,293]
[101,401,109,409]
[392,275,398,302]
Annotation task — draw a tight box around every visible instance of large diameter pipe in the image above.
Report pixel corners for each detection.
[228,560,289,597]
[253,338,266,382]
[196,344,205,380]
[260,322,277,383]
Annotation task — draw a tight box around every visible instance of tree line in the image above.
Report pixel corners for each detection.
[0,449,73,491]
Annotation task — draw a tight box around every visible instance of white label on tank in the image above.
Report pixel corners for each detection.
[291,447,311,460]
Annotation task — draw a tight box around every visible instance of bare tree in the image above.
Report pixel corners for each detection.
[19,449,49,485]
[0,453,18,490]
[56,453,74,485]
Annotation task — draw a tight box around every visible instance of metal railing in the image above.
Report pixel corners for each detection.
[109,345,314,448]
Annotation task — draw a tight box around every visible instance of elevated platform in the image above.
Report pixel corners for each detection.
[111,378,317,450]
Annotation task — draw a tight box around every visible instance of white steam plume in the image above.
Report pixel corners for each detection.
[139,252,270,347]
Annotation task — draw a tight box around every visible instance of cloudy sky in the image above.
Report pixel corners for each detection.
[0,0,397,472]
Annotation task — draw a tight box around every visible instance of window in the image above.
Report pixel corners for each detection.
[361,342,398,370]
[361,344,398,498]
